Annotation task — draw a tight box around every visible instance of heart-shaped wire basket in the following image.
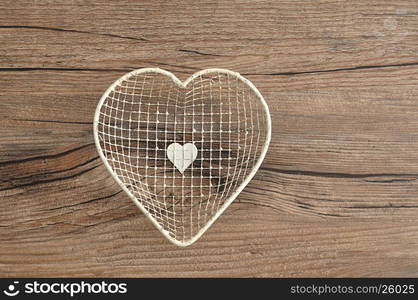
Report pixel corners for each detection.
[94,68,271,246]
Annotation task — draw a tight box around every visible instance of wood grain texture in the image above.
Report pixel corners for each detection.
[1,0,418,277]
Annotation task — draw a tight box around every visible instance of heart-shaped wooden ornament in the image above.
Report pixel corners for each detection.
[94,68,271,246]
[166,143,198,174]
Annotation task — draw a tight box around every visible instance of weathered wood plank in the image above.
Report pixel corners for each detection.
[0,1,417,73]
[1,0,418,277]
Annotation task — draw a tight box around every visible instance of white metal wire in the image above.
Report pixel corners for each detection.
[93,68,271,246]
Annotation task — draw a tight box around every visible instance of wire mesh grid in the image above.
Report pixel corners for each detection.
[94,68,271,246]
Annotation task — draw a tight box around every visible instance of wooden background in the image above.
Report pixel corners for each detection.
[1,0,418,277]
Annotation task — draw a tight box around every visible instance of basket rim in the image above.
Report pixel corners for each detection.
[93,67,272,247]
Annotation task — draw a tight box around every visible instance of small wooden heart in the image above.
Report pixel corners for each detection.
[94,68,271,246]
[167,143,198,174]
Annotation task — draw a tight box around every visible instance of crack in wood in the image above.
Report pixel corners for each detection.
[1,61,417,76]
[261,167,418,180]
[0,25,150,42]
[1,156,99,184]
[363,178,417,183]
[0,165,100,192]
[347,205,418,209]
[146,61,201,71]
[0,143,94,167]
[178,49,221,57]
[0,67,129,72]
[244,62,418,76]
[11,118,92,125]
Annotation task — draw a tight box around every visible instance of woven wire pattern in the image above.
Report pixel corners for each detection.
[96,70,269,244]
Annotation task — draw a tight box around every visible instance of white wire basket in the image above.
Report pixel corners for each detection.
[93,68,271,246]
